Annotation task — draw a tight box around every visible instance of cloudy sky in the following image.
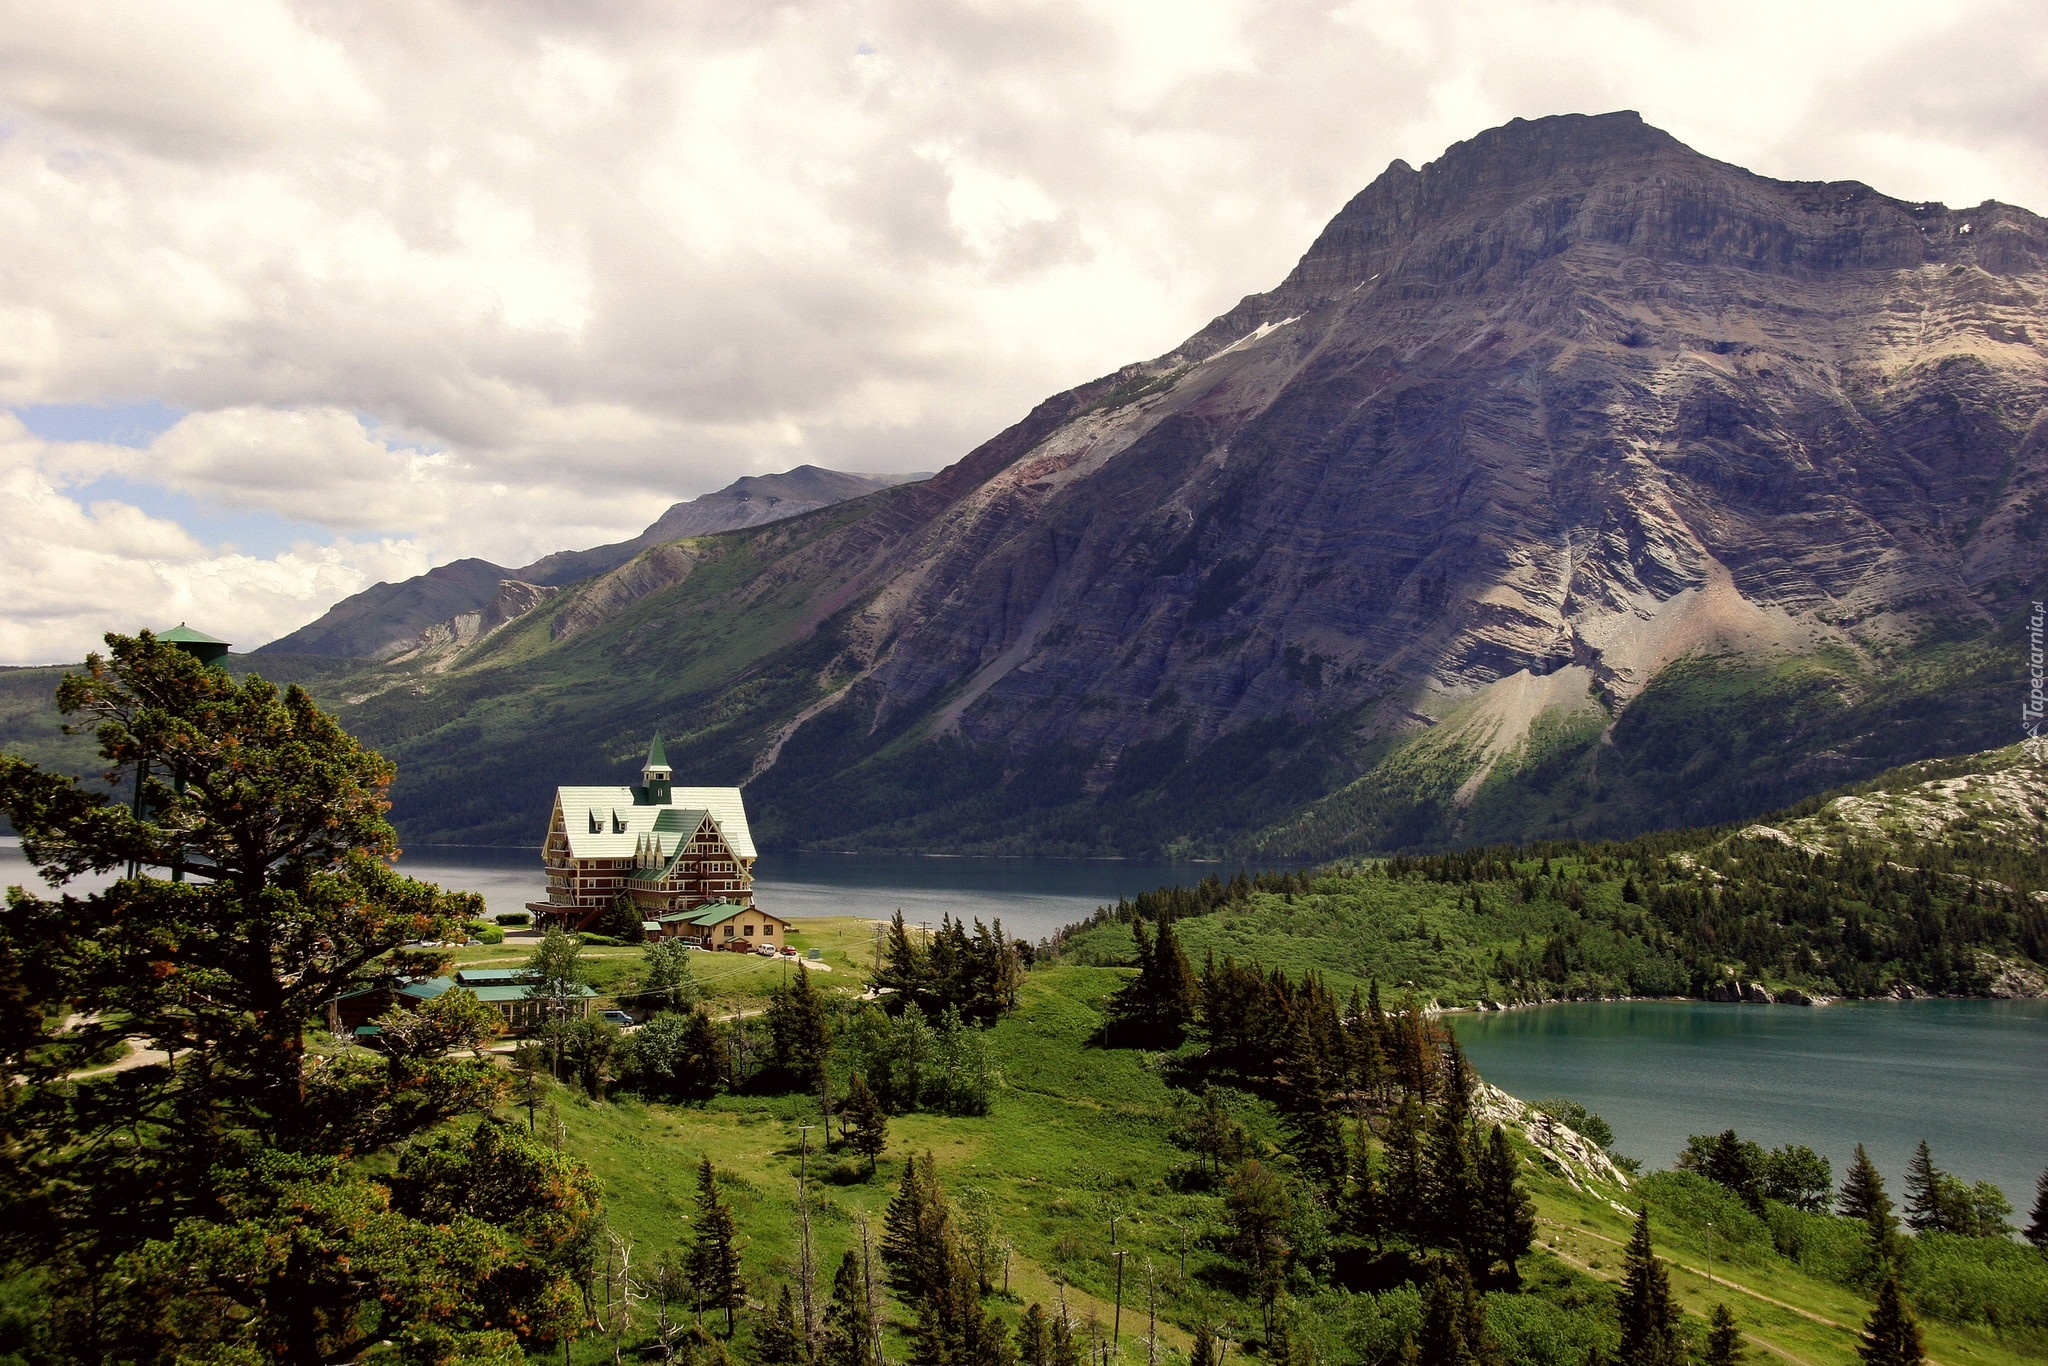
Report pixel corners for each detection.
[0,0,2042,662]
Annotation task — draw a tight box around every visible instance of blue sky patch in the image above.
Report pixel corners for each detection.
[68,474,362,558]
[15,399,184,447]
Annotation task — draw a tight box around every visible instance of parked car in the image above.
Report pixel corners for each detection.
[601,1010,634,1027]
[755,945,778,957]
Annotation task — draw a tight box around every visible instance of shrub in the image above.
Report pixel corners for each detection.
[1903,1232,2048,1332]
[1634,1171,1771,1264]
[466,921,506,945]
[1764,1203,1866,1283]
[578,933,620,947]
[496,912,532,927]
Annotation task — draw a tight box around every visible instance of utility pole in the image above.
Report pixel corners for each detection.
[1706,1218,1715,1288]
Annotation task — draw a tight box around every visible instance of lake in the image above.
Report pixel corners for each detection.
[0,839,1226,945]
[7,838,2043,1207]
[1451,999,2048,1217]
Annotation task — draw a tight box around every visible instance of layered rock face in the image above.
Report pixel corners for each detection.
[770,112,2047,777]
[322,112,2048,851]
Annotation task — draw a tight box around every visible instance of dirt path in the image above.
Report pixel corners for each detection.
[1542,1218,1855,1331]
[1537,1233,1824,1366]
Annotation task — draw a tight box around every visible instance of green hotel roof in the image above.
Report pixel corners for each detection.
[644,732,670,771]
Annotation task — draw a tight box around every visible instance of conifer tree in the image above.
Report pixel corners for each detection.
[1424,1097,1479,1258]
[688,1156,748,1336]
[877,911,931,1004]
[2026,1167,2048,1252]
[1705,1303,1744,1366]
[1475,1125,1536,1289]
[1187,1321,1221,1366]
[1016,1303,1054,1366]
[1615,1207,1684,1366]
[1858,1271,1925,1366]
[1224,1159,1293,1338]
[769,964,833,1093]
[1344,1129,1389,1253]
[823,1252,878,1366]
[1840,1146,1902,1273]
[756,1286,808,1366]
[1904,1142,1943,1233]
[1417,1266,1492,1366]
[1183,1088,1246,1182]
[1382,1096,1428,1243]
[883,1151,954,1303]
[842,1072,890,1175]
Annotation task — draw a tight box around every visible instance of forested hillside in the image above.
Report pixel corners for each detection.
[1058,744,2048,1004]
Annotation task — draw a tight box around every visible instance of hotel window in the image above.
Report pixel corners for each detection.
[744,925,755,936]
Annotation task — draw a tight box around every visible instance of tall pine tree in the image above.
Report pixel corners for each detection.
[1858,1271,1925,1366]
[1903,1142,1943,1233]
[823,1251,879,1366]
[883,1151,954,1304]
[687,1156,747,1336]
[1840,1145,1903,1275]
[1615,1207,1684,1366]
[1475,1125,1536,1289]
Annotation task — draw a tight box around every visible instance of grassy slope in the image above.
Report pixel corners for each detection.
[547,956,2046,1366]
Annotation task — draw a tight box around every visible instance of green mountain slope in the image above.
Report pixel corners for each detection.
[1060,743,2048,1004]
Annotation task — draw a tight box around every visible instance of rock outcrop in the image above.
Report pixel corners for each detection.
[1472,1082,1631,1191]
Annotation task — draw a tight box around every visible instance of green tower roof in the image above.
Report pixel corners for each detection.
[643,732,670,772]
[158,623,230,646]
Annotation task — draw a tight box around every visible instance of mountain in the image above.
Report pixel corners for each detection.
[257,465,923,659]
[287,112,2048,852]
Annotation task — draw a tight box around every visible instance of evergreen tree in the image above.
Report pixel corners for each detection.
[1224,1159,1293,1338]
[1423,1097,1480,1259]
[688,1156,747,1336]
[1903,1142,1943,1233]
[1858,1271,1925,1366]
[2026,1167,2048,1252]
[1704,1304,1744,1366]
[1188,1321,1221,1366]
[1475,1125,1535,1289]
[1615,1207,1684,1366]
[842,1072,890,1175]
[756,1285,808,1366]
[0,633,594,1360]
[1106,915,1201,1047]
[883,1151,954,1304]
[1382,1096,1429,1244]
[769,965,833,1093]
[1344,1129,1389,1252]
[876,911,932,1004]
[1016,1303,1054,1366]
[1417,1265,1493,1366]
[823,1252,878,1366]
[1840,1146,1902,1273]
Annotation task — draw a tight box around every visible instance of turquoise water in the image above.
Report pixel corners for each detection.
[1450,999,2048,1214]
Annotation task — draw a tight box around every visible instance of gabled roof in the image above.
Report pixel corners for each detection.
[554,787,755,860]
[664,902,786,928]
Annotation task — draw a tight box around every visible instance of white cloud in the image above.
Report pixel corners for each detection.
[0,0,2041,661]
